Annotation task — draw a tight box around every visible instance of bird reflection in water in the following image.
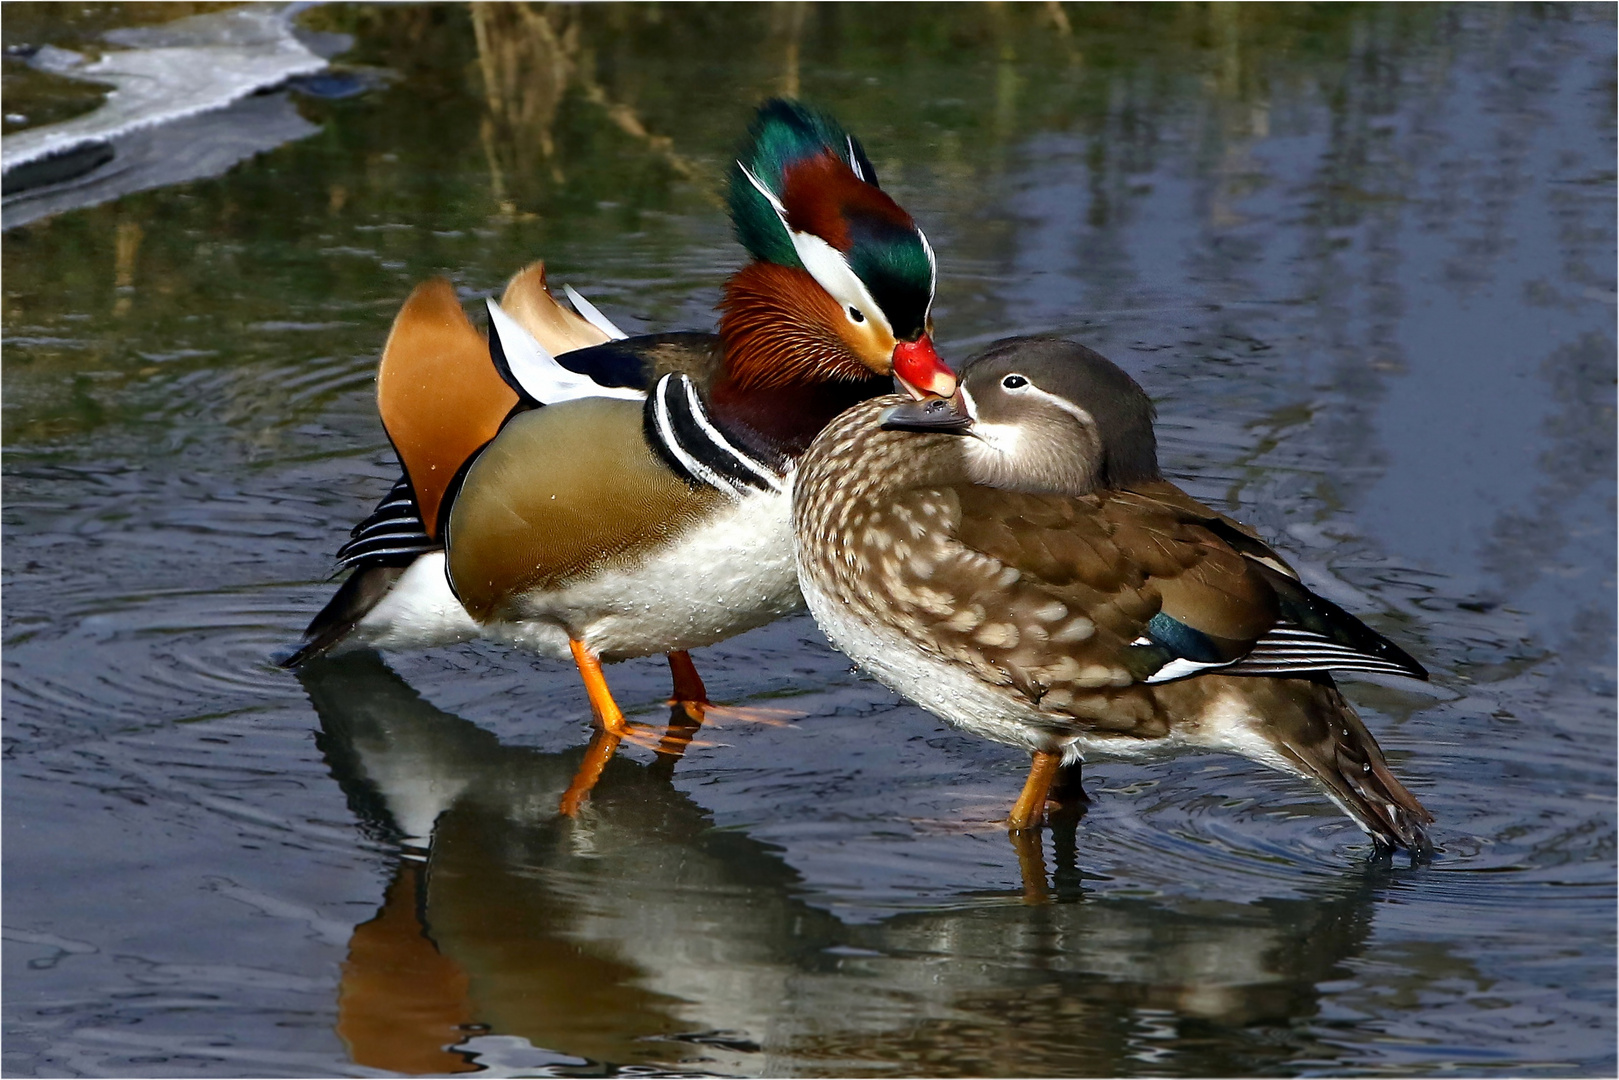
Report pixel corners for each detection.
[300,651,1413,1076]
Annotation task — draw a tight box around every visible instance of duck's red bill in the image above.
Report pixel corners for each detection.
[892,335,957,399]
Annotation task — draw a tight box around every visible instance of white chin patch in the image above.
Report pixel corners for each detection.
[965,420,1023,460]
[963,421,1034,489]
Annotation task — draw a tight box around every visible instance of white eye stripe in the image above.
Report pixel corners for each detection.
[918,228,937,316]
[739,159,928,340]
[1020,381,1095,427]
[962,387,1020,451]
[790,230,895,340]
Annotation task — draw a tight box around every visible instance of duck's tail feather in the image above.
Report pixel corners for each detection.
[1269,676,1434,854]
[278,563,408,669]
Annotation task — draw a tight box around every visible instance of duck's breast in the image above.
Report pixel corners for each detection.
[494,483,803,662]
[449,396,801,661]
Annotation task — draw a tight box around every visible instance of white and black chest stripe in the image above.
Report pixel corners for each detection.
[643,373,789,498]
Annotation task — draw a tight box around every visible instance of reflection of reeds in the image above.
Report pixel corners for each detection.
[112,219,141,317]
[770,1,808,99]
[470,2,574,209]
[469,1,696,215]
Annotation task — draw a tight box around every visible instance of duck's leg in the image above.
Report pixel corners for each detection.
[569,639,627,734]
[1008,749,1063,831]
[1047,760,1090,819]
[667,649,807,736]
[558,639,627,816]
[643,651,710,776]
[666,650,709,709]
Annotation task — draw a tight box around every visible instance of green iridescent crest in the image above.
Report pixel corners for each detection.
[727,99,877,268]
[845,226,935,341]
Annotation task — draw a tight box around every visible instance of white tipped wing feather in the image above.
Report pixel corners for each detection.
[562,284,630,341]
[485,298,644,406]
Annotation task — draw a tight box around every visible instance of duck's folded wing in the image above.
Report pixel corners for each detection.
[497,262,616,356]
[1220,562,1428,679]
[377,279,519,539]
[938,487,1278,690]
[889,485,1423,714]
[1111,483,1428,681]
[840,487,1242,715]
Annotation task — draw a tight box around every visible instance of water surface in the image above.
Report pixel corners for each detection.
[4,3,1614,1076]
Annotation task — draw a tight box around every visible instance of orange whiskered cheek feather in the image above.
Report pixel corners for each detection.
[718,262,878,389]
[831,313,900,376]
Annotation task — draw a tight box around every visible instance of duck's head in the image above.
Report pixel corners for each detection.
[719,99,955,400]
[881,336,1160,496]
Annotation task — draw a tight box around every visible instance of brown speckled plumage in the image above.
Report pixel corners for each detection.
[794,339,1433,851]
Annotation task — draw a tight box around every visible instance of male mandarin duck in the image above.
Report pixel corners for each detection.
[793,337,1434,853]
[283,100,956,808]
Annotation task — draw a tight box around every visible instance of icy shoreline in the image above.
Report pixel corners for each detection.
[2,6,327,175]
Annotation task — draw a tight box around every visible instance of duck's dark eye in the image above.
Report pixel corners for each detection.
[1002,374,1029,389]
[847,306,866,324]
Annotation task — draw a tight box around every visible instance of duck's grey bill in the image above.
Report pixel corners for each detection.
[880,395,973,434]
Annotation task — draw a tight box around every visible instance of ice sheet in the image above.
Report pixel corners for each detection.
[0,6,326,175]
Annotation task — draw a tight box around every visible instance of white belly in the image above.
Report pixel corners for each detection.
[801,564,1231,765]
[798,567,1065,755]
[491,487,804,662]
[344,490,800,664]
[350,552,481,651]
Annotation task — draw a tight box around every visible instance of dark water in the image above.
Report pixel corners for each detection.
[4,4,1614,1076]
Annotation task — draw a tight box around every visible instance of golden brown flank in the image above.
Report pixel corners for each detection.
[446,397,723,624]
[376,279,518,537]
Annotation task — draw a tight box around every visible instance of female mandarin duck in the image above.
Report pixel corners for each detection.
[793,337,1434,853]
[283,100,955,808]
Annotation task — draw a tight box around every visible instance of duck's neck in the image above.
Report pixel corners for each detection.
[710,262,890,460]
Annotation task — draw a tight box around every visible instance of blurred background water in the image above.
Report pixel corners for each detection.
[3,3,1614,1076]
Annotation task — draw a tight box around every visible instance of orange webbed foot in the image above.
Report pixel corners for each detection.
[688,703,804,729]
